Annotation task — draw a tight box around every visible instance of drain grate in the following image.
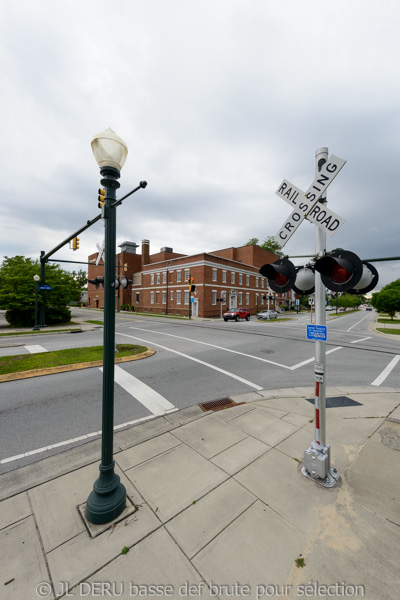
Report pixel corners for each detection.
[198,397,245,412]
[306,396,363,408]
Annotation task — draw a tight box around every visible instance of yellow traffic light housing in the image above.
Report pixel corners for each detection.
[98,188,106,208]
[72,237,80,251]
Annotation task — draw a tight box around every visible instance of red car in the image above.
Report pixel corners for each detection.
[223,308,251,322]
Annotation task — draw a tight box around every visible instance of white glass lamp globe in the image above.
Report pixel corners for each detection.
[91,128,128,171]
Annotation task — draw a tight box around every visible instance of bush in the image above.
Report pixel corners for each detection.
[5,308,35,327]
[46,306,71,324]
[121,303,135,312]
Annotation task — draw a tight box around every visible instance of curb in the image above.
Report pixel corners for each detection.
[0,348,156,383]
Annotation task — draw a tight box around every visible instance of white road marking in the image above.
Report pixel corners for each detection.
[118,332,264,390]
[346,314,370,332]
[290,347,343,370]
[350,337,372,344]
[100,364,177,416]
[0,415,157,465]
[128,326,344,371]
[371,355,400,387]
[24,345,48,353]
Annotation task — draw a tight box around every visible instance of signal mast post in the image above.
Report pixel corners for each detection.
[301,148,340,487]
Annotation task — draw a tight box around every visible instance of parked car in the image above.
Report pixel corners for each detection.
[257,310,278,320]
[366,306,373,311]
[325,306,335,311]
[223,307,251,322]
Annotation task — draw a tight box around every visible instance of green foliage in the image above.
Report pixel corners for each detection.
[71,269,88,289]
[336,293,362,309]
[121,303,135,312]
[245,236,283,257]
[0,255,80,327]
[371,279,400,320]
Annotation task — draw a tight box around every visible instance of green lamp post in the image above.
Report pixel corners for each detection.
[33,274,40,331]
[86,128,128,524]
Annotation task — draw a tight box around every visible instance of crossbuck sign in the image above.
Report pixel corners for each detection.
[274,155,346,247]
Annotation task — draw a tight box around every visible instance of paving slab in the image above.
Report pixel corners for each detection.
[0,491,31,530]
[29,462,143,553]
[235,449,338,536]
[1,516,50,600]
[115,416,176,451]
[193,500,307,600]
[83,527,216,599]
[170,415,248,459]
[125,443,228,523]
[115,432,182,471]
[253,397,315,418]
[284,487,400,600]
[229,408,299,446]
[166,478,257,559]
[211,436,271,475]
[325,391,400,418]
[246,403,289,419]
[47,502,160,591]
[212,402,256,422]
[344,420,400,526]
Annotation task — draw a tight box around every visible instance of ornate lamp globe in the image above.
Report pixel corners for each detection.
[91,128,128,172]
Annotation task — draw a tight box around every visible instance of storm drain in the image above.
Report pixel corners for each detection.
[198,397,245,412]
[306,396,363,408]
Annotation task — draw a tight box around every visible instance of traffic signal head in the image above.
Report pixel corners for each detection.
[88,276,104,289]
[314,249,363,292]
[119,277,132,288]
[347,261,379,295]
[98,188,106,208]
[260,258,296,293]
[72,237,80,251]
[293,265,315,295]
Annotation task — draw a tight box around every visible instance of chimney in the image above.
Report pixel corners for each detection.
[142,239,150,267]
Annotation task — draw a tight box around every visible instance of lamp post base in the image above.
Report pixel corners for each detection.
[86,463,126,524]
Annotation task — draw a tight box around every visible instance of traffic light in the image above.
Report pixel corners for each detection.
[347,261,379,295]
[119,277,132,288]
[314,249,364,293]
[187,277,195,292]
[72,237,80,251]
[260,258,296,293]
[293,265,315,295]
[88,276,104,289]
[98,188,106,208]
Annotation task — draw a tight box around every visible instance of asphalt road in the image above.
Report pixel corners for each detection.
[1,309,399,473]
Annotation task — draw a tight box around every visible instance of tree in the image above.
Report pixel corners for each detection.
[371,279,400,320]
[0,256,80,327]
[245,236,283,257]
[72,269,88,290]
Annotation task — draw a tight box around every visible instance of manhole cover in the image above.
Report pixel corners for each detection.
[198,397,245,412]
[306,396,363,408]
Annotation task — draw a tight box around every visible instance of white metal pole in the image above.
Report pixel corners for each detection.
[314,147,328,448]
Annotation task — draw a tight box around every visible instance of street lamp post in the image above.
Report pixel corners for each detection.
[33,275,40,331]
[86,128,128,524]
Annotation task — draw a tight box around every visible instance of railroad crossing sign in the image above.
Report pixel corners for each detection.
[274,155,346,247]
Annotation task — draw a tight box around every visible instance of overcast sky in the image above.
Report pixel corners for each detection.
[1,0,399,290]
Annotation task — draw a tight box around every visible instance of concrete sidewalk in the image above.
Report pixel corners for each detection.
[1,386,399,600]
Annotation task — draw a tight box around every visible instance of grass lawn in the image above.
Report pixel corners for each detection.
[376,328,400,335]
[0,344,147,375]
[377,318,400,324]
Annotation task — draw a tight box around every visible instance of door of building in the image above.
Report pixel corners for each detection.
[192,298,199,317]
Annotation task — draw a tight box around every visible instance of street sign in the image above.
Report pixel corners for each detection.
[274,155,346,247]
[305,202,345,235]
[307,324,327,341]
[39,285,53,290]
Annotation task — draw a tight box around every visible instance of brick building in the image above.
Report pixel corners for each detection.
[88,240,295,317]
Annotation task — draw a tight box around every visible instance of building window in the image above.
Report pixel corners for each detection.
[261,278,265,289]
[222,291,226,305]
[150,291,154,304]
[246,274,250,286]
[212,290,217,305]
[239,273,243,285]
[212,268,217,282]
[156,273,160,284]
[184,268,190,280]
[162,291,166,304]
[151,274,154,285]
[177,291,181,304]
[184,291,189,305]
[177,270,182,283]
[162,272,167,284]
[136,292,140,303]
[238,292,242,305]
[256,277,259,288]
[170,290,174,301]
[231,272,235,284]
[246,292,250,305]
[222,270,227,283]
